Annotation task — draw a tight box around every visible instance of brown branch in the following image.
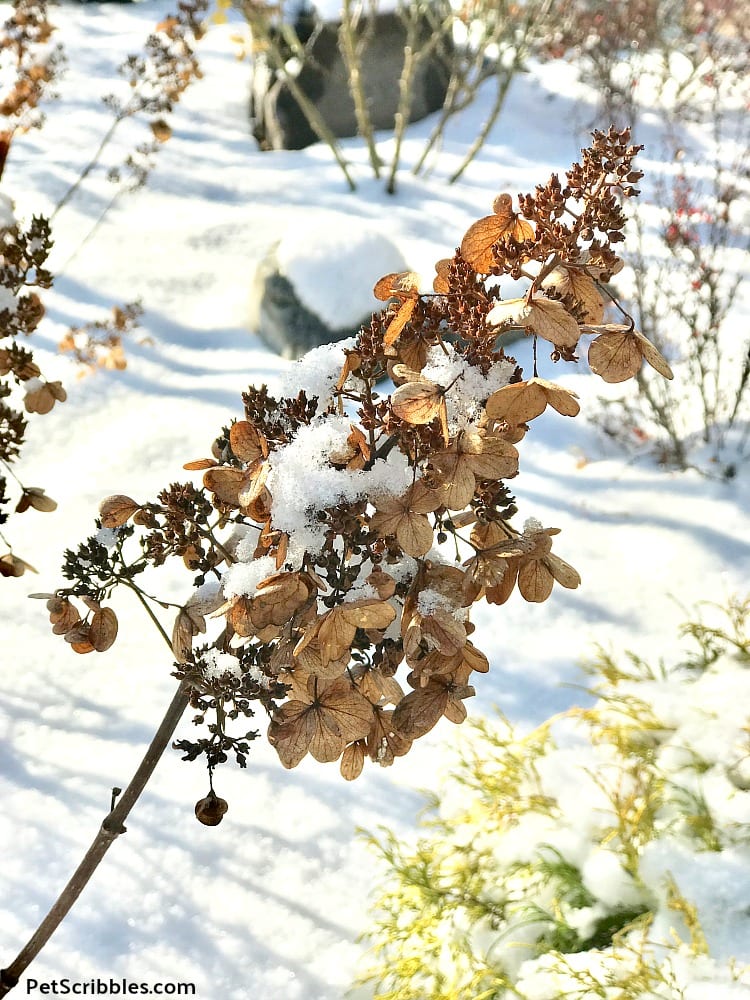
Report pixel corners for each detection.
[0,682,191,996]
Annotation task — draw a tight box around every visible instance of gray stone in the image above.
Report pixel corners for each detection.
[251,6,453,151]
[250,243,369,358]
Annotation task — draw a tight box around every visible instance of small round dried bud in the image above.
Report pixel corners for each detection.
[195,790,228,826]
[150,119,172,143]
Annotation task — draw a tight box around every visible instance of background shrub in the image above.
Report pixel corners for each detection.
[360,597,750,999]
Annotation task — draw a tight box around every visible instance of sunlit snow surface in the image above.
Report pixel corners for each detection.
[1,3,749,998]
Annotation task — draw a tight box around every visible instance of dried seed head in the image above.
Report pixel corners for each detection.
[195,790,228,826]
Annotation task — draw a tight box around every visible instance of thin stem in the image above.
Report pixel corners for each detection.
[0,458,23,487]
[123,581,173,650]
[0,682,191,997]
[55,188,124,275]
[51,113,127,220]
[340,0,381,178]
[249,15,356,191]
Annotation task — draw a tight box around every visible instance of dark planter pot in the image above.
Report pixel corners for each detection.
[251,5,453,151]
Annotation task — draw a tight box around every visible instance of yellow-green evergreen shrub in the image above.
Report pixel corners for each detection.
[359,598,750,1000]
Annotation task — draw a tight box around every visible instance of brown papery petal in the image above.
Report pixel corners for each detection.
[89,607,118,652]
[527,299,580,349]
[340,741,365,781]
[588,330,643,383]
[392,683,449,740]
[486,380,548,425]
[460,215,512,273]
[433,258,452,293]
[518,559,554,603]
[543,267,605,324]
[100,495,140,528]
[391,380,445,425]
[634,330,674,379]
[383,298,417,349]
[203,467,245,505]
[230,420,264,462]
[534,378,581,417]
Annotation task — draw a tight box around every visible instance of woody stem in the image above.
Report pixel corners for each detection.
[0,682,190,996]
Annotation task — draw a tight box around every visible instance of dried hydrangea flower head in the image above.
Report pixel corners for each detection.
[47,130,672,797]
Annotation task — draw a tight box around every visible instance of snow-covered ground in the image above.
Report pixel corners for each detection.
[1,3,748,998]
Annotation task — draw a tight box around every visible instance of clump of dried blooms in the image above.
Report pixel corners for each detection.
[43,131,672,799]
[0,207,62,577]
[0,0,63,176]
[58,301,144,374]
[104,0,209,190]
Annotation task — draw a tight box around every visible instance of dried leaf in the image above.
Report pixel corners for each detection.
[21,487,57,513]
[202,466,245,506]
[294,638,350,679]
[462,641,489,674]
[49,598,81,634]
[370,493,434,558]
[89,607,118,652]
[634,330,674,379]
[183,459,217,471]
[71,640,95,655]
[392,676,475,739]
[518,558,554,602]
[0,552,36,577]
[485,297,530,329]
[150,118,172,143]
[251,572,310,629]
[527,298,581,348]
[268,700,317,768]
[172,608,200,662]
[25,381,67,415]
[366,707,412,765]
[99,495,140,528]
[391,379,446,426]
[485,558,519,605]
[228,596,255,637]
[543,267,605,323]
[486,377,580,426]
[340,740,365,781]
[383,298,417,349]
[269,677,373,768]
[461,197,535,273]
[230,420,265,462]
[373,271,420,301]
[391,682,448,739]
[366,568,396,600]
[420,607,467,656]
[545,552,581,589]
[433,258,452,293]
[587,328,643,383]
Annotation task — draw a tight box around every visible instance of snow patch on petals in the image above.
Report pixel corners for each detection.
[277,338,356,414]
[266,414,413,567]
[222,555,277,599]
[202,649,242,681]
[421,344,516,429]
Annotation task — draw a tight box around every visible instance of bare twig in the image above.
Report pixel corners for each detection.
[0,682,191,997]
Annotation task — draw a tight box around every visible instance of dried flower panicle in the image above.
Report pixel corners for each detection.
[104,0,209,191]
[0,0,63,176]
[44,132,673,798]
[58,301,144,374]
[0,208,63,576]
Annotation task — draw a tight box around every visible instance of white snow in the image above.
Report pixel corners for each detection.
[422,341,516,428]
[266,412,412,565]
[276,217,407,328]
[0,191,15,229]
